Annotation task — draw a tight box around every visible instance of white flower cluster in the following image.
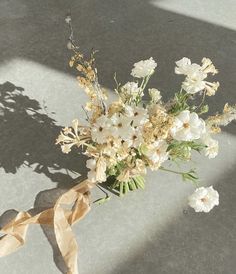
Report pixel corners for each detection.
[91,106,148,146]
[57,55,235,213]
[175,57,219,95]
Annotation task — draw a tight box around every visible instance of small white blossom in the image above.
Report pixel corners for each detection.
[120,82,141,102]
[171,110,205,141]
[131,57,157,78]
[111,113,133,140]
[144,140,169,166]
[130,106,149,127]
[124,105,134,117]
[122,106,148,127]
[182,71,206,94]
[149,88,162,103]
[201,133,219,159]
[91,115,111,144]
[86,158,107,183]
[123,128,144,148]
[188,186,219,213]
[86,159,97,183]
[175,57,199,75]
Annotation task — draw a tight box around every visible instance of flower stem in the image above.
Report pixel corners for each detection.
[159,166,185,175]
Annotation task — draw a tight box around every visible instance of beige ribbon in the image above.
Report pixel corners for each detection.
[0,180,94,274]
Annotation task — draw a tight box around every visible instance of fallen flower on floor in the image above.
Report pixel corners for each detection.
[188,186,219,213]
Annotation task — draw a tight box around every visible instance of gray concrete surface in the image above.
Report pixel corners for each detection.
[0,0,236,273]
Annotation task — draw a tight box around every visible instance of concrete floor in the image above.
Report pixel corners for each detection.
[0,0,236,273]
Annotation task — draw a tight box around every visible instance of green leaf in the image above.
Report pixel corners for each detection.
[168,90,190,115]
[182,169,199,184]
[168,140,206,161]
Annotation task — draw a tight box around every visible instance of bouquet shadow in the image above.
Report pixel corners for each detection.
[0,81,89,273]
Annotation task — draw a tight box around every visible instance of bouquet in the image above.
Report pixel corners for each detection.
[1,16,236,274]
[56,16,236,214]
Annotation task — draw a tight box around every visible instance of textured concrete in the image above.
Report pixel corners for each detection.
[0,0,236,274]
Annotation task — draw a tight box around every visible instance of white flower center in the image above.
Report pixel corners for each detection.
[201,197,208,203]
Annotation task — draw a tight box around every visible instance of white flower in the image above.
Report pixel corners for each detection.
[171,110,205,141]
[175,57,219,95]
[86,158,107,183]
[124,105,134,117]
[182,71,206,94]
[204,138,218,159]
[175,57,204,77]
[91,115,112,144]
[123,128,144,148]
[188,186,219,213]
[201,133,219,159]
[131,106,149,127]
[131,57,157,78]
[86,159,97,183]
[120,82,141,102]
[144,140,169,166]
[175,57,192,75]
[149,88,162,103]
[111,113,133,140]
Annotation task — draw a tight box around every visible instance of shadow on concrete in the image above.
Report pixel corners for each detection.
[0,81,88,273]
[0,81,88,186]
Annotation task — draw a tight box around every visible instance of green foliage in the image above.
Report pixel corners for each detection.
[168,140,206,161]
[168,90,190,115]
[181,169,199,184]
